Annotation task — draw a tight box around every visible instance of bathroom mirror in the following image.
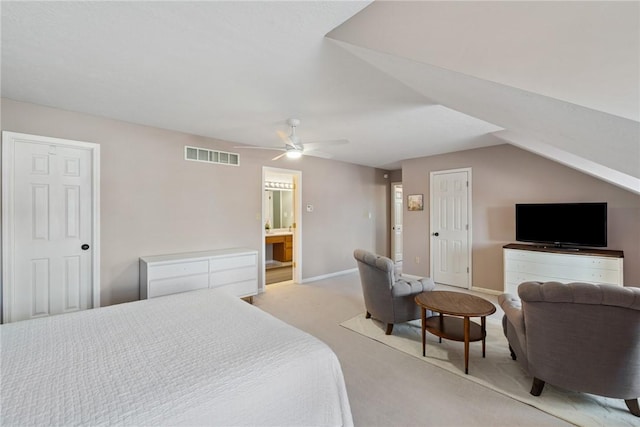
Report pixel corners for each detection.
[265,189,294,229]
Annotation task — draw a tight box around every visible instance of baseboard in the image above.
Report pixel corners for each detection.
[301,268,358,284]
[432,281,504,296]
[471,286,504,296]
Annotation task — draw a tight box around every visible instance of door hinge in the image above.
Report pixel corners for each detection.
[292,222,297,229]
[466,224,469,230]
[467,267,469,273]
[293,262,297,268]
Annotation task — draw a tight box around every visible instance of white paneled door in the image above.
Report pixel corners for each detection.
[2,132,100,323]
[430,169,471,289]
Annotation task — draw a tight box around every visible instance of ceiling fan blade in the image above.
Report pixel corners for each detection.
[276,129,290,142]
[302,150,333,159]
[234,145,286,152]
[302,139,349,150]
[277,126,303,148]
[272,152,288,161]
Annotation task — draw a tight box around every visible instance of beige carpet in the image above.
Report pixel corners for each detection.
[341,313,637,427]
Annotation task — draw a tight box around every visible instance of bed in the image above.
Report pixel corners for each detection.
[1,288,353,426]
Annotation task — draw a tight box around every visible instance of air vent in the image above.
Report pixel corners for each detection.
[184,146,239,166]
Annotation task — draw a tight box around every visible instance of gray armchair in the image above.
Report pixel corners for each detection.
[354,249,435,335]
[499,281,640,417]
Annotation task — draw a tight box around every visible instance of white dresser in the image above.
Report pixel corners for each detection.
[503,244,624,296]
[140,248,258,300]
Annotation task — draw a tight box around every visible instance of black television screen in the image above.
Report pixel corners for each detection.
[515,203,607,248]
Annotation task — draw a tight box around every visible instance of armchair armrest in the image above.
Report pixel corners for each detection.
[498,293,526,350]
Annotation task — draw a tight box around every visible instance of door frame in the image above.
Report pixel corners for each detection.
[262,166,302,290]
[390,181,403,262]
[2,131,101,323]
[429,167,472,289]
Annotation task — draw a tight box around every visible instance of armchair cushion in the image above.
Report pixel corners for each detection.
[392,276,436,297]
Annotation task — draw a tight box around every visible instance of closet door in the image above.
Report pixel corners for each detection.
[430,169,471,289]
[3,132,100,323]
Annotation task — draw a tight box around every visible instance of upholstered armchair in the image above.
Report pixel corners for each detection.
[353,249,435,335]
[499,281,640,417]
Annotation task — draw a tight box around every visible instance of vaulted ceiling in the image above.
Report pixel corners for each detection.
[2,1,638,193]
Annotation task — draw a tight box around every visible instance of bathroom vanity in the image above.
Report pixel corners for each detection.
[265,231,293,262]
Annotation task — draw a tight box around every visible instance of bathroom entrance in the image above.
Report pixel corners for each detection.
[263,167,301,287]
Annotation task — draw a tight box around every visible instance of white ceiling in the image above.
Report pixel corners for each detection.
[2,1,639,189]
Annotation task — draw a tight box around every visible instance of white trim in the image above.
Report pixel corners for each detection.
[262,167,302,290]
[301,268,358,284]
[91,143,101,308]
[2,134,15,323]
[429,167,473,290]
[1,132,101,323]
[390,181,403,262]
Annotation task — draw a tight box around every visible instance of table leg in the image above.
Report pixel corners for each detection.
[421,307,426,357]
[464,316,470,374]
[438,312,443,343]
[481,316,487,357]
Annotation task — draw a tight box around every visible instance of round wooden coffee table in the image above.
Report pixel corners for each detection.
[415,291,496,374]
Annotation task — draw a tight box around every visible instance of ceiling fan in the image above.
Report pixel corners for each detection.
[237,118,348,161]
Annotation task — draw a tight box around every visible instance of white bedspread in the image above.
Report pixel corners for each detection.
[1,289,353,426]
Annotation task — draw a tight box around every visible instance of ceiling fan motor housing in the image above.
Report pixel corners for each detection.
[287,118,301,127]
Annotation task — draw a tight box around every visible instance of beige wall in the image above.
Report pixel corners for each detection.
[1,99,390,306]
[4,98,636,304]
[401,144,640,291]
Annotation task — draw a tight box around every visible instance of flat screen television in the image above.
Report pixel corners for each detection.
[515,202,607,248]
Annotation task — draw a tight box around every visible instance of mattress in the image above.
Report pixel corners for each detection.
[1,288,353,426]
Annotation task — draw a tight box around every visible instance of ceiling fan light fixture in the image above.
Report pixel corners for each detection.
[286,150,302,159]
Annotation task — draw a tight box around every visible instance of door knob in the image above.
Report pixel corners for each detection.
[81,244,90,250]
[432,232,439,237]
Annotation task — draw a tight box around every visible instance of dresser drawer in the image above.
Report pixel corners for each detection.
[506,249,621,271]
[507,260,622,283]
[505,271,557,286]
[148,274,209,298]
[215,280,258,298]
[210,254,256,271]
[147,260,209,280]
[210,266,257,287]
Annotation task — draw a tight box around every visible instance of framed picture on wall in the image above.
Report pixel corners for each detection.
[407,194,423,211]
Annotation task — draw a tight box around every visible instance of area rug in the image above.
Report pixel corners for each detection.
[340,313,637,427]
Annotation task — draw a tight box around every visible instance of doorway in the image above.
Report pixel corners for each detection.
[2,131,100,323]
[391,182,403,262]
[429,168,472,289]
[262,167,301,289]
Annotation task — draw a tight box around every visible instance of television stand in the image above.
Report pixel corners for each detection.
[503,243,624,296]
[533,244,581,251]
